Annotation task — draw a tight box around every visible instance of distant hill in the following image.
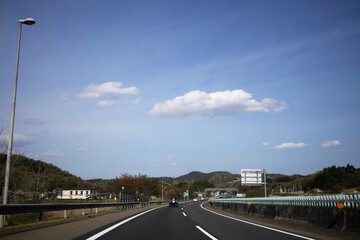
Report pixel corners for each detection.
[268,173,305,183]
[1,153,358,199]
[0,154,96,194]
[175,171,241,186]
[174,167,360,193]
[176,171,221,181]
[302,164,360,192]
[85,178,114,192]
[176,171,308,186]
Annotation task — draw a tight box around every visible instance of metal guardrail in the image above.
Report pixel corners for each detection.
[0,201,163,215]
[211,193,360,208]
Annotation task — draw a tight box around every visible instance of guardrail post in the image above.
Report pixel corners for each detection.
[96,208,98,214]
[64,210,67,219]
[342,210,347,231]
[82,209,85,216]
[0,215,5,227]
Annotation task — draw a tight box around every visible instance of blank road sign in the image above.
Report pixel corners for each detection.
[241,169,263,186]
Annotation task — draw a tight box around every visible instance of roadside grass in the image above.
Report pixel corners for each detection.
[10,198,120,204]
[0,206,122,233]
[0,203,165,233]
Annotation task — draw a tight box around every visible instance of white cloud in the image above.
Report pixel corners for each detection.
[42,151,64,158]
[78,82,140,107]
[168,155,175,160]
[96,98,141,107]
[78,82,139,98]
[262,141,270,146]
[76,147,88,151]
[29,150,64,159]
[170,162,178,166]
[149,89,287,118]
[321,140,341,148]
[273,142,307,149]
[0,133,35,146]
[96,100,117,107]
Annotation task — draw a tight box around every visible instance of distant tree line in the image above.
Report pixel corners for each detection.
[1,152,358,202]
[303,164,360,193]
[0,154,95,201]
[112,174,161,201]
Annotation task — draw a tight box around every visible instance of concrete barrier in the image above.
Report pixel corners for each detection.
[211,202,360,231]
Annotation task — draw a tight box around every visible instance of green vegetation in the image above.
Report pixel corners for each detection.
[302,164,360,192]
[112,174,161,201]
[0,154,98,202]
[1,153,359,202]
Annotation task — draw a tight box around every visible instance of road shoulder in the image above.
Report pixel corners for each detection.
[0,204,164,240]
[203,203,359,240]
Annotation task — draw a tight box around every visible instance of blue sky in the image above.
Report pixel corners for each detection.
[0,0,359,179]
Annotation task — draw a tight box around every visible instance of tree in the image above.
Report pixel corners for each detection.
[193,180,214,191]
[164,186,181,199]
[30,160,48,191]
[112,174,161,200]
[303,165,360,193]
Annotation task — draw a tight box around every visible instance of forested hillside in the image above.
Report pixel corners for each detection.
[302,164,360,192]
[0,154,94,196]
[0,153,359,201]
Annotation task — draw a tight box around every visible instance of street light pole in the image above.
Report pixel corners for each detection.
[1,18,36,228]
[263,169,267,198]
[188,185,189,200]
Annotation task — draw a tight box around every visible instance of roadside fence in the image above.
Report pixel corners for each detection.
[0,201,163,225]
[211,193,360,208]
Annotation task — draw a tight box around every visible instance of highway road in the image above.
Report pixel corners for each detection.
[76,201,313,240]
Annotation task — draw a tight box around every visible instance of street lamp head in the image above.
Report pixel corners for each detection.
[19,18,36,25]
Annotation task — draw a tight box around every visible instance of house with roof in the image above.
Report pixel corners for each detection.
[57,189,98,200]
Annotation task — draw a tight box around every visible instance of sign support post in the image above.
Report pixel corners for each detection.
[241,169,267,198]
[263,169,267,198]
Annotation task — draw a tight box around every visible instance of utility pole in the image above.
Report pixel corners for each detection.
[161,177,164,202]
[263,169,267,198]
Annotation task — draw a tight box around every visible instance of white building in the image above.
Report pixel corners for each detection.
[57,189,98,200]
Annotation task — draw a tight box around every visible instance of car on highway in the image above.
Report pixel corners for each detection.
[169,197,178,207]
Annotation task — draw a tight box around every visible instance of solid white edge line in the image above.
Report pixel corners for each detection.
[200,203,314,240]
[196,225,218,240]
[86,206,163,240]
[182,212,187,217]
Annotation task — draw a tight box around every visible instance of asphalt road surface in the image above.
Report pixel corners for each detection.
[76,201,313,240]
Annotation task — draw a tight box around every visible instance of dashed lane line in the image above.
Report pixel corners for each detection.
[196,225,218,240]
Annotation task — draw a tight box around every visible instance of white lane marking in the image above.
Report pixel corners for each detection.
[196,225,218,240]
[182,212,187,217]
[200,203,314,240]
[86,206,163,240]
